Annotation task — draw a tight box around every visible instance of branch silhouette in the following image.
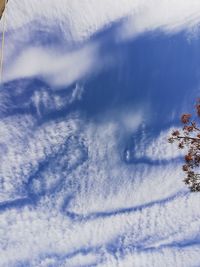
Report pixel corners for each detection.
[168,100,200,192]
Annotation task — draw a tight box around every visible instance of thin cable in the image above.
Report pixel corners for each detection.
[0,0,7,84]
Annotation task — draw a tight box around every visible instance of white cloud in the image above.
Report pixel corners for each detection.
[5,0,143,41]
[98,245,200,267]
[120,0,200,40]
[1,1,200,266]
[0,113,80,202]
[0,190,200,266]
[5,0,200,42]
[32,252,100,267]
[4,43,99,86]
[61,252,100,267]
[29,83,84,116]
[65,119,186,216]
[4,0,200,86]
[0,112,198,267]
[119,109,144,132]
[3,0,200,86]
[133,127,186,161]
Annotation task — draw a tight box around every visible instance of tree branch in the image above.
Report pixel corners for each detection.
[171,136,200,142]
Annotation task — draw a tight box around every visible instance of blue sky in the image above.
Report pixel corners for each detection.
[1,1,200,267]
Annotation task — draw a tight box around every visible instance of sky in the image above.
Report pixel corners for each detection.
[1,1,200,266]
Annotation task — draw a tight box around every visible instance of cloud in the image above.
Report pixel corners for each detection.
[0,111,197,267]
[98,245,200,267]
[5,0,200,86]
[2,1,200,266]
[0,105,189,266]
[30,83,84,117]
[0,113,80,203]
[1,189,200,266]
[133,127,186,161]
[5,0,142,41]
[64,119,186,217]
[4,0,200,86]
[5,0,200,43]
[118,109,144,132]
[4,43,99,87]
[120,0,200,40]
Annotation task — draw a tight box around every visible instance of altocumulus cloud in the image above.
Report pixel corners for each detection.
[0,1,199,267]
[0,111,191,266]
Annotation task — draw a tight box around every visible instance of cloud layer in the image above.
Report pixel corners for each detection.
[3,0,200,86]
[4,43,99,86]
[0,1,199,267]
[0,107,191,267]
[5,0,200,41]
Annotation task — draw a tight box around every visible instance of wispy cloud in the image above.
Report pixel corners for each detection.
[6,0,142,41]
[4,0,200,90]
[4,0,200,86]
[4,43,99,87]
[6,0,200,42]
[120,0,200,40]
[133,127,186,161]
